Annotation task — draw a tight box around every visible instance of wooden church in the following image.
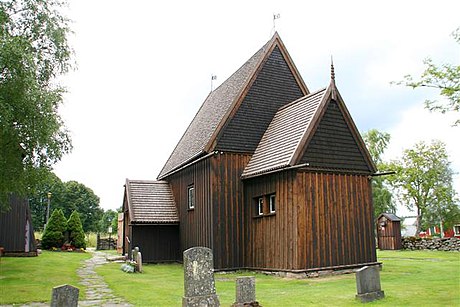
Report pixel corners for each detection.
[123,32,379,273]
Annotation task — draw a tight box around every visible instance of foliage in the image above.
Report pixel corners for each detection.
[60,181,103,232]
[29,172,103,233]
[396,27,460,125]
[99,209,119,234]
[362,129,395,218]
[41,208,67,249]
[388,140,458,236]
[0,251,91,305]
[0,0,73,209]
[67,210,86,248]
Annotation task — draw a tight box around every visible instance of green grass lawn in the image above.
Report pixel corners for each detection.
[96,250,460,306]
[0,251,91,305]
[0,250,458,306]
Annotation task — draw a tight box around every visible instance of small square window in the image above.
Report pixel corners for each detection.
[257,197,264,215]
[187,186,195,210]
[269,194,276,213]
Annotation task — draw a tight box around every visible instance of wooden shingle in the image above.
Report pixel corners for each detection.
[125,179,179,224]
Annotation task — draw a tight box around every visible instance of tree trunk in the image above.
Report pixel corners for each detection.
[415,207,422,236]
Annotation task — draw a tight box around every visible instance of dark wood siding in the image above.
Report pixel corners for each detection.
[243,170,298,270]
[301,100,371,172]
[131,225,180,262]
[244,170,376,271]
[0,195,37,255]
[167,156,214,258]
[211,152,252,269]
[215,46,305,153]
[122,194,131,256]
[377,217,402,250]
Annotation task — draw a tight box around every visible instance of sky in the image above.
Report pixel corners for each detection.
[54,0,460,216]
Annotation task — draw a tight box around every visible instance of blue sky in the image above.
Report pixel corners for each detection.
[55,0,460,214]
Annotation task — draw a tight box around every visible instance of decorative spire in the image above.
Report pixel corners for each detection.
[330,55,335,82]
[330,56,337,100]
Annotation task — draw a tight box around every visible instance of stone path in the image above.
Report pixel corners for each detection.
[1,249,132,307]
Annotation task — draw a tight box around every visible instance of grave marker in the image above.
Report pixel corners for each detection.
[355,266,385,303]
[232,276,259,307]
[50,284,79,307]
[182,247,220,307]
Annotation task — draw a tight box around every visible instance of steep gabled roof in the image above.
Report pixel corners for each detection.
[241,88,326,177]
[242,78,376,179]
[378,213,401,222]
[158,33,308,179]
[124,179,179,224]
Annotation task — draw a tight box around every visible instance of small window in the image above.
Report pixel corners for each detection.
[269,194,276,213]
[187,186,195,210]
[257,197,264,215]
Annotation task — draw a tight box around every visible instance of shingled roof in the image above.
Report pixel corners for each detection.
[124,179,179,224]
[241,88,326,178]
[242,78,376,179]
[158,33,308,179]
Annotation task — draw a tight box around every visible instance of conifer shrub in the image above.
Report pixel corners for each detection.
[67,210,86,249]
[41,209,67,249]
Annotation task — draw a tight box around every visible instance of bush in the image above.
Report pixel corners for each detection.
[67,211,86,249]
[41,209,67,249]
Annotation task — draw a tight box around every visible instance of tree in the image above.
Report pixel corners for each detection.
[0,0,73,210]
[362,129,396,218]
[388,140,458,236]
[99,209,119,234]
[67,210,86,249]
[396,27,460,126]
[41,208,67,249]
[60,181,103,233]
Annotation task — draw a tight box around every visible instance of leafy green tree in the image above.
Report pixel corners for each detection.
[388,140,458,236]
[396,27,460,125]
[99,209,119,234]
[60,181,103,233]
[362,129,395,218]
[41,208,67,249]
[0,0,73,209]
[67,210,86,249]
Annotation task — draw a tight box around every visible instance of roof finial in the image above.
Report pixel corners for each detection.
[330,55,335,82]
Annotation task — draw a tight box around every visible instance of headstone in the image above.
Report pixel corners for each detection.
[50,284,79,307]
[132,246,139,261]
[182,247,220,307]
[355,266,385,303]
[232,276,260,307]
[136,251,143,273]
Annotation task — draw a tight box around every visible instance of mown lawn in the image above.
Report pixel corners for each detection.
[96,250,460,306]
[0,250,458,306]
[0,251,91,305]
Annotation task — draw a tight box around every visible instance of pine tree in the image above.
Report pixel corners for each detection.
[67,210,86,249]
[41,209,67,249]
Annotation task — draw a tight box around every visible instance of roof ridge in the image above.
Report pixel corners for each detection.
[277,87,327,112]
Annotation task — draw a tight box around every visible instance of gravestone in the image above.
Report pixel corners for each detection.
[132,246,139,261]
[355,266,385,303]
[136,251,143,273]
[50,284,79,307]
[232,276,260,307]
[182,247,220,307]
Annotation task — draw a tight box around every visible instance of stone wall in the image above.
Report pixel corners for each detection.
[402,237,460,251]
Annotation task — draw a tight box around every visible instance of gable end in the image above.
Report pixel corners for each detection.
[300,99,372,172]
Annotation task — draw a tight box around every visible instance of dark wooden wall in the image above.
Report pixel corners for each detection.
[301,100,371,172]
[122,194,131,256]
[244,170,376,271]
[131,225,180,262]
[167,155,214,256]
[0,195,37,255]
[211,152,252,269]
[215,46,305,153]
[377,218,402,250]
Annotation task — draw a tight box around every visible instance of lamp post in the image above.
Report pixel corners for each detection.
[45,192,52,228]
[108,217,113,250]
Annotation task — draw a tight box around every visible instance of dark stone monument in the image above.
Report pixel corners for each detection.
[50,284,79,307]
[355,266,385,303]
[182,247,220,307]
[232,276,260,307]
